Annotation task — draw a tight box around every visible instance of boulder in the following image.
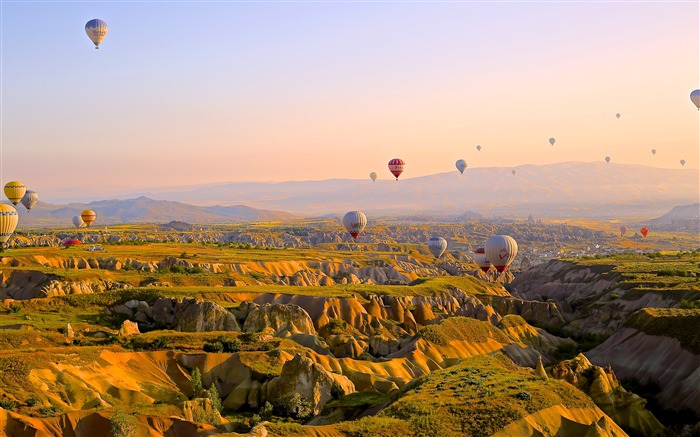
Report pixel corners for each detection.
[118,320,140,336]
[243,304,316,336]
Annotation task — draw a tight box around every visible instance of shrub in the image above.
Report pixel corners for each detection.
[0,399,18,410]
[25,397,38,407]
[331,381,345,400]
[203,341,224,353]
[260,401,274,421]
[274,393,313,420]
[250,414,262,426]
[37,406,56,417]
[110,409,137,437]
[221,338,241,353]
[515,391,531,401]
[240,332,258,343]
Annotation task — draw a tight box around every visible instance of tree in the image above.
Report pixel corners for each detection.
[190,367,203,398]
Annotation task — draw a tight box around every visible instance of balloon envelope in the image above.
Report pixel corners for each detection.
[691,89,700,109]
[640,227,649,237]
[20,190,38,212]
[455,159,467,174]
[388,158,405,180]
[651,149,656,155]
[473,247,491,272]
[0,204,19,248]
[512,170,516,175]
[81,209,96,227]
[427,237,447,258]
[619,226,627,237]
[680,159,686,166]
[73,216,85,229]
[85,19,108,49]
[605,156,611,163]
[616,113,621,119]
[476,145,481,151]
[4,181,26,206]
[62,239,82,247]
[485,235,518,272]
[342,211,367,240]
[369,172,377,182]
[549,138,555,146]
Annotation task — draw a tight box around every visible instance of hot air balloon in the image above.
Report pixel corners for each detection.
[473,247,491,273]
[616,113,621,119]
[370,172,377,182]
[485,235,518,273]
[680,159,686,166]
[4,181,26,206]
[455,159,467,174]
[476,145,481,152]
[81,209,96,227]
[62,239,82,247]
[651,149,656,155]
[73,215,85,229]
[343,211,367,240]
[388,159,404,180]
[20,190,38,212]
[85,19,108,49]
[619,226,627,237]
[549,138,555,146]
[427,237,447,258]
[0,204,19,249]
[605,156,611,163]
[511,170,516,176]
[691,89,700,110]
[640,227,649,237]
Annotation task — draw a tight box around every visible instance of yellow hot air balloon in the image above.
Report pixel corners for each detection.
[0,204,19,249]
[85,19,109,49]
[81,209,97,227]
[4,181,26,206]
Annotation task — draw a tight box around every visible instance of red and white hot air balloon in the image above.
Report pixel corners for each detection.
[485,235,518,273]
[473,247,492,272]
[343,211,367,240]
[388,158,405,180]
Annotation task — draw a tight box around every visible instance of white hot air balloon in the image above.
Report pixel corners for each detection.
[549,138,555,146]
[0,204,19,249]
[73,215,86,229]
[651,149,656,155]
[485,235,518,273]
[691,89,700,110]
[473,247,491,272]
[427,237,447,258]
[342,211,367,240]
[370,172,377,182]
[20,190,38,212]
[605,156,611,163]
[680,159,686,166]
[85,19,109,49]
[455,159,467,174]
[616,113,621,119]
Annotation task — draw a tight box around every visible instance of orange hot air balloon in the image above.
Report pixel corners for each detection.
[640,227,649,237]
[81,209,96,227]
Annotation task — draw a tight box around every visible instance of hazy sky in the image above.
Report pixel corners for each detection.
[2,1,699,201]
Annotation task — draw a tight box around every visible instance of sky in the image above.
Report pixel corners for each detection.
[1,1,699,202]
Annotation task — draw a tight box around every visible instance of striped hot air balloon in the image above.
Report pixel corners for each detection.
[388,158,405,180]
[0,204,19,249]
[81,209,96,227]
[4,181,26,205]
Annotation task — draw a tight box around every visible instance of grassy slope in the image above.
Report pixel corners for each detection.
[624,308,700,354]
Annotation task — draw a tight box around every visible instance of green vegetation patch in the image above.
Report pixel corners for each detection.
[419,317,510,346]
[376,354,595,437]
[624,308,700,354]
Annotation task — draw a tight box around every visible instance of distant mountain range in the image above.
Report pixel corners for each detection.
[123,162,698,218]
[15,197,299,227]
[650,203,700,223]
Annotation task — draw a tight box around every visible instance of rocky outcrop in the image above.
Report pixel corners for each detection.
[552,354,664,437]
[263,354,355,416]
[118,320,140,336]
[489,295,566,330]
[151,298,240,332]
[242,304,316,336]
